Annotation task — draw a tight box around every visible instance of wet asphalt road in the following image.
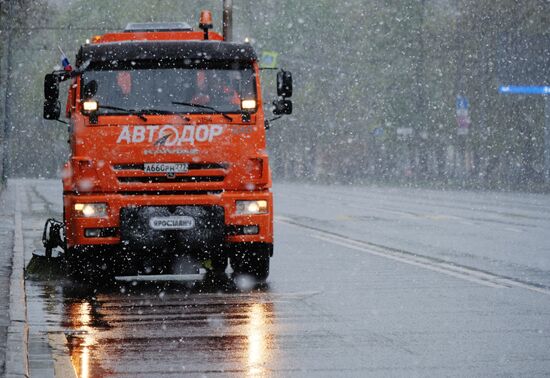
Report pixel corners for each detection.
[17,179,550,377]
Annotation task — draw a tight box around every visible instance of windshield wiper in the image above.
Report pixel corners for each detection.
[97,105,148,121]
[97,106,191,122]
[171,101,233,121]
[140,109,192,122]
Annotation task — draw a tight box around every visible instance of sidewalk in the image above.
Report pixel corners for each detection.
[0,184,15,377]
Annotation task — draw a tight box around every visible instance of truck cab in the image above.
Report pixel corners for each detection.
[42,16,292,282]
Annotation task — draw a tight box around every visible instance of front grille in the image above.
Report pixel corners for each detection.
[117,176,224,184]
[119,190,223,195]
[113,163,228,171]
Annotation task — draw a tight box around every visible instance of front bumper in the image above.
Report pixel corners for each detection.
[63,191,273,248]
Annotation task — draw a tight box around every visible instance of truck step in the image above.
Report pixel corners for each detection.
[114,273,206,282]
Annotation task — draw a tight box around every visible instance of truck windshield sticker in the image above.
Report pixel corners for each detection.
[116,124,224,145]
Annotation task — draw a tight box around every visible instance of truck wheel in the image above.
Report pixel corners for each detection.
[211,255,228,275]
[232,253,270,282]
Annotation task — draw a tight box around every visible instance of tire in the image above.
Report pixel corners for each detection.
[231,253,270,282]
[210,255,229,275]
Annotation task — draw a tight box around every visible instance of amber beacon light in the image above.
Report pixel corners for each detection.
[199,10,213,40]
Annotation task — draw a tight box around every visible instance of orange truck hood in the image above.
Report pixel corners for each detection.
[64,115,270,193]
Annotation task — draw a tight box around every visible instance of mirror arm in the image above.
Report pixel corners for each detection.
[264,115,282,130]
[268,116,282,122]
[50,68,81,83]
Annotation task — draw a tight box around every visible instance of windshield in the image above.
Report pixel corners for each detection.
[81,63,256,115]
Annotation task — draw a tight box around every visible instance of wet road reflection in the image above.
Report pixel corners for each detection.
[65,301,101,378]
[35,279,277,377]
[246,303,273,377]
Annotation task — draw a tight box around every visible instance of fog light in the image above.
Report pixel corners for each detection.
[85,228,101,238]
[242,225,259,235]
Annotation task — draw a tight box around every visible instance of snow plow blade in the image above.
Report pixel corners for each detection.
[25,251,65,279]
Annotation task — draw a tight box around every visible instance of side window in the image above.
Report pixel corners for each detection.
[240,69,256,99]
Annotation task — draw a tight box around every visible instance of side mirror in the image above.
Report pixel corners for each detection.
[277,70,292,98]
[273,99,292,115]
[83,80,98,98]
[43,74,60,120]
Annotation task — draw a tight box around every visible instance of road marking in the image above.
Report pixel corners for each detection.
[311,233,507,289]
[504,227,522,233]
[458,220,477,226]
[276,216,550,296]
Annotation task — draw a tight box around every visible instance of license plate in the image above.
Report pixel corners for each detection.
[149,216,195,230]
[144,163,188,173]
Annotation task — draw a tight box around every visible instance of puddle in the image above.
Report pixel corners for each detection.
[27,275,276,377]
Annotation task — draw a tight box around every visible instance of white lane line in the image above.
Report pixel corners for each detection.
[310,233,507,289]
[276,217,550,295]
[504,227,522,233]
[499,279,550,296]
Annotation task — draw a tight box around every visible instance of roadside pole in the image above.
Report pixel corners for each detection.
[1,1,14,185]
[545,96,550,183]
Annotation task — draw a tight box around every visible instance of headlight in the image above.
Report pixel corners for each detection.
[235,200,268,215]
[74,203,107,218]
[241,99,257,111]
[82,100,98,112]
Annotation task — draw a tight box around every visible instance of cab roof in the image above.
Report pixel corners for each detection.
[124,22,193,32]
[76,40,257,68]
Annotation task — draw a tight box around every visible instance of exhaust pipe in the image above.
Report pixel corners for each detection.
[223,0,233,42]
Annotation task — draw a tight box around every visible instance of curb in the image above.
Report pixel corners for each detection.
[48,333,77,378]
[5,181,29,378]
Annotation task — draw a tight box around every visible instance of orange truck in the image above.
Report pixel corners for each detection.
[41,9,293,282]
